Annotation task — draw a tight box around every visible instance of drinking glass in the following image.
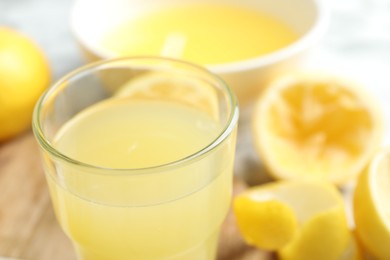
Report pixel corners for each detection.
[32,57,239,260]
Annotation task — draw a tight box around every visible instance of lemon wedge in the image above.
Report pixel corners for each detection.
[234,181,357,260]
[113,72,219,119]
[252,72,383,185]
[353,147,390,259]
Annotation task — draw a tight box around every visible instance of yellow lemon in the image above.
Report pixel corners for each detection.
[353,147,390,259]
[252,72,383,185]
[234,181,358,260]
[113,71,219,119]
[0,27,51,142]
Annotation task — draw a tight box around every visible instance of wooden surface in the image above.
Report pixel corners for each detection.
[0,130,272,260]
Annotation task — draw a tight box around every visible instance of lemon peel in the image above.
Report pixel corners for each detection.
[234,181,355,260]
[234,196,297,250]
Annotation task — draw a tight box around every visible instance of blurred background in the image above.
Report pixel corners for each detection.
[2,0,390,87]
[1,0,390,259]
[1,0,83,79]
[2,0,390,127]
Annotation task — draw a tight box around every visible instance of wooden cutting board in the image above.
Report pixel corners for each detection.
[0,131,273,260]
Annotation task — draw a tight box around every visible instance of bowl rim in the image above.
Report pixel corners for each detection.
[70,0,329,73]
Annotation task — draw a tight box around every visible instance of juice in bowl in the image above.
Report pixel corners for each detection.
[32,57,239,259]
[71,0,327,105]
[101,4,299,65]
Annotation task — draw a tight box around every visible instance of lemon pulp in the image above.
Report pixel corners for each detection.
[253,73,383,185]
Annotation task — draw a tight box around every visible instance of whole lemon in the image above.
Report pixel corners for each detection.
[0,27,51,142]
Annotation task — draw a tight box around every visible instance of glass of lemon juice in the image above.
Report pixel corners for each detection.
[32,57,239,260]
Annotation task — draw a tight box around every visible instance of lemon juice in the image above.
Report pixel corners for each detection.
[46,98,236,259]
[102,4,298,65]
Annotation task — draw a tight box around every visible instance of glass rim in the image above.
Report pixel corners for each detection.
[32,56,239,175]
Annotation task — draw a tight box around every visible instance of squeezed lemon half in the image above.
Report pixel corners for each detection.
[252,72,383,185]
[353,147,390,259]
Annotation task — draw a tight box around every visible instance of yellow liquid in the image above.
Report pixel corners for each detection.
[46,98,236,259]
[102,4,298,65]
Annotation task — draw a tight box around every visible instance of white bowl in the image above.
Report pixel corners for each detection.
[71,0,328,105]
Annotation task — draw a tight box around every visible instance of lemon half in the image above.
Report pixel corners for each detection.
[114,72,219,119]
[252,72,383,185]
[353,147,390,259]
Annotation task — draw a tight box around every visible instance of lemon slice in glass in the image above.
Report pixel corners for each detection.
[114,71,219,119]
[252,72,383,185]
